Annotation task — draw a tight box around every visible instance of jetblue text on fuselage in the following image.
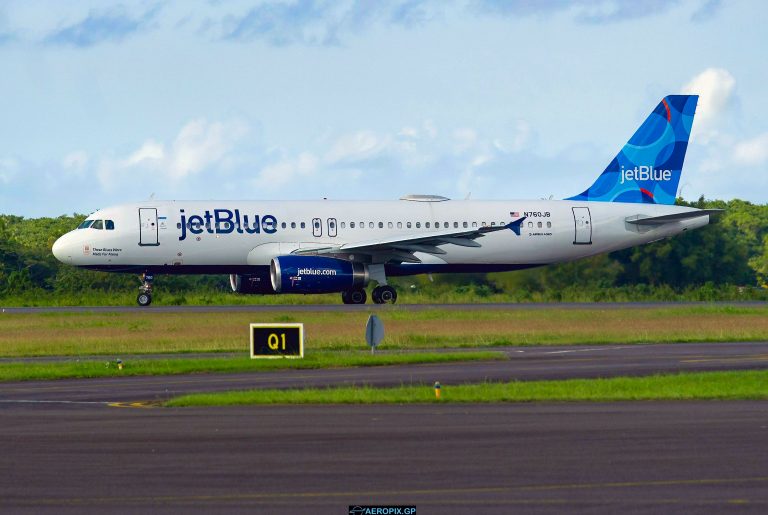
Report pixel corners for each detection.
[179,209,278,241]
[619,165,672,184]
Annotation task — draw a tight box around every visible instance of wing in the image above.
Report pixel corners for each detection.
[293,217,527,264]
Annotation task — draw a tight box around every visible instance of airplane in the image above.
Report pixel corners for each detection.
[52,94,719,306]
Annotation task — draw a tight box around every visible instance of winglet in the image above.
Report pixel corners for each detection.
[506,216,527,236]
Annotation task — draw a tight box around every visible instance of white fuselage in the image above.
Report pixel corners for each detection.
[52,198,709,274]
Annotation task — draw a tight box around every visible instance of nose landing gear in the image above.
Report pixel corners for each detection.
[137,273,154,307]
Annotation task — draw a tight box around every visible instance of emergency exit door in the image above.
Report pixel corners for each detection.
[572,207,592,245]
[139,208,159,246]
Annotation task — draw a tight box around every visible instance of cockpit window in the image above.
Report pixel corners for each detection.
[91,220,104,230]
[77,220,94,229]
[105,220,115,230]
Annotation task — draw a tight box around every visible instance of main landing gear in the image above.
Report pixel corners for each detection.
[340,285,398,305]
[137,273,154,307]
[371,285,397,304]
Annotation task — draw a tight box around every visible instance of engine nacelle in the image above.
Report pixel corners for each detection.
[270,256,369,293]
[229,271,275,294]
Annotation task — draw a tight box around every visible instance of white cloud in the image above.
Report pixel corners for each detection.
[95,118,249,189]
[61,150,89,171]
[733,132,768,166]
[0,157,19,184]
[254,152,318,190]
[682,67,735,140]
[324,130,389,163]
[169,119,247,179]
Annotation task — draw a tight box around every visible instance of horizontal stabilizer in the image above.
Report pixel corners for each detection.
[625,209,722,226]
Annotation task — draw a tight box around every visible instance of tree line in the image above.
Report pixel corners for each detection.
[1,197,767,302]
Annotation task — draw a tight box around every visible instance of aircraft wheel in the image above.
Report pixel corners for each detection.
[344,288,367,305]
[372,285,397,304]
[137,293,152,307]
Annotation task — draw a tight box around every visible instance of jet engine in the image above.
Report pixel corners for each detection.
[270,256,369,293]
[229,270,275,294]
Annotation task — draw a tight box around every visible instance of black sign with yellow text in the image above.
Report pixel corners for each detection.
[250,323,304,358]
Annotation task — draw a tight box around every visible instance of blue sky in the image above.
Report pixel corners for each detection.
[0,0,766,217]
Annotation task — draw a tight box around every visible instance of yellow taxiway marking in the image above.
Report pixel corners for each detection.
[107,401,158,409]
[681,354,768,364]
[11,476,768,506]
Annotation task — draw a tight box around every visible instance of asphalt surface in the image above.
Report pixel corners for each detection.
[1,342,767,404]
[2,300,767,314]
[1,402,767,514]
[2,341,767,513]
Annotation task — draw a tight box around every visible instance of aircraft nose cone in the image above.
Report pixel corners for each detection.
[52,234,73,263]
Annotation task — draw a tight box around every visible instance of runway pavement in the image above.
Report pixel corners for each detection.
[1,402,767,514]
[3,300,767,314]
[1,342,767,405]
[1,341,767,513]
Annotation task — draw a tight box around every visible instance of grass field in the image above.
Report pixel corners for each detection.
[0,351,503,382]
[1,304,767,357]
[165,369,768,406]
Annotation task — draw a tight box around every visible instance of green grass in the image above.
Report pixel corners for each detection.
[0,351,504,382]
[2,305,768,357]
[165,370,768,406]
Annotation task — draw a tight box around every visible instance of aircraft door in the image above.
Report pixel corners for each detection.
[139,208,159,246]
[312,218,322,237]
[572,207,592,245]
[328,218,337,237]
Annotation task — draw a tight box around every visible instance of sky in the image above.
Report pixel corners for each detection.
[0,0,766,217]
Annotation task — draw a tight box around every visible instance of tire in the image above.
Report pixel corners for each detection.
[341,291,352,304]
[348,288,367,305]
[373,285,397,304]
[137,293,152,307]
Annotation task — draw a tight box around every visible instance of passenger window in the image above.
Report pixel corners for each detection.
[491,222,496,226]
[482,222,487,227]
[538,221,542,228]
[388,222,393,229]
[547,221,552,228]
[369,222,374,229]
[463,222,468,228]
[281,222,287,229]
[397,222,402,229]
[528,221,533,228]
[350,222,355,228]
[341,222,346,229]
[407,222,412,228]
[291,222,296,229]
[416,222,421,228]
[91,220,104,230]
[444,222,449,228]
[378,222,383,229]
[454,222,458,228]
[301,222,306,229]
[105,220,115,230]
[176,223,181,229]
[472,222,477,228]
[426,222,430,229]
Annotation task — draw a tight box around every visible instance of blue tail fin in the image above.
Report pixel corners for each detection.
[567,95,698,205]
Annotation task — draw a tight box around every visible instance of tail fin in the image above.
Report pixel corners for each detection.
[567,95,698,205]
